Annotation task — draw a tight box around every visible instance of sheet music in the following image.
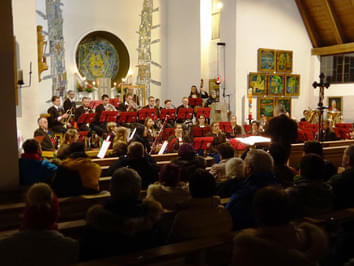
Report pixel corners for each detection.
[128,128,136,142]
[235,136,271,146]
[158,141,168,155]
[97,137,111,159]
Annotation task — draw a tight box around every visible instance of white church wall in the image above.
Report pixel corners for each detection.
[165,0,201,106]
[13,0,41,140]
[234,0,314,123]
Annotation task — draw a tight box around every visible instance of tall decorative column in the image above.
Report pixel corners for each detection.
[136,0,153,98]
[46,0,67,96]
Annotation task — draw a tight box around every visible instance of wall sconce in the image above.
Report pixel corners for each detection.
[17,62,32,88]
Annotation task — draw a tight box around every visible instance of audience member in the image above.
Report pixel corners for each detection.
[171,143,205,182]
[111,141,128,157]
[232,186,328,266]
[57,128,79,160]
[302,141,337,181]
[287,153,333,217]
[169,169,232,242]
[0,183,78,265]
[209,142,235,180]
[102,141,159,189]
[146,163,191,210]
[226,149,278,230]
[329,145,354,209]
[52,142,101,196]
[19,139,57,186]
[216,158,244,198]
[269,143,294,188]
[80,168,163,261]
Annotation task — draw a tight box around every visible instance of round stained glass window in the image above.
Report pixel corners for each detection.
[75,31,130,82]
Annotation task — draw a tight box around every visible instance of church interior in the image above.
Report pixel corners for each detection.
[1,0,354,264]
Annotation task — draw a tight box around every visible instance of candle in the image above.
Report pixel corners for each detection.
[18,70,23,81]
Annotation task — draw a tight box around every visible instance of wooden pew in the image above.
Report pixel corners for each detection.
[77,232,235,266]
[0,192,110,231]
[289,142,354,168]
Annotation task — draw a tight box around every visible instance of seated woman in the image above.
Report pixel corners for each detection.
[130,125,151,153]
[146,163,191,210]
[230,115,243,137]
[52,142,101,197]
[215,158,244,198]
[19,139,58,186]
[189,85,201,99]
[207,122,226,162]
[0,183,79,265]
[192,114,210,138]
[106,121,118,141]
[80,168,163,261]
[113,126,128,144]
[250,120,262,136]
[57,128,78,160]
[144,117,157,148]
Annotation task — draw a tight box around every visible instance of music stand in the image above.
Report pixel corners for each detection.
[193,137,214,151]
[99,111,119,123]
[162,128,175,141]
[218,122,233,134]
[192,126,211,137]
[109,98,120,108]
[160,109,177,120]
[195,107,211,119]
[118,112,138,124]
[188,97,202,107]
[77,113,96,125]
[177,108,194,121]
[78,131,89,143]
[138,108,156,121]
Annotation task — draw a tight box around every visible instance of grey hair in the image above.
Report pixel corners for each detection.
[111,168,142,200]
[225,158,244,179]
[244,149,274,175]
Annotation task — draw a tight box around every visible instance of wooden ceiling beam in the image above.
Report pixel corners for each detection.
[312,42,354,55]
[322,0,344,44]
[295,0,319,48]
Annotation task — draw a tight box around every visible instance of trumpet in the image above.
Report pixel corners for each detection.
[62,107,74,128]
[105,103,117,111]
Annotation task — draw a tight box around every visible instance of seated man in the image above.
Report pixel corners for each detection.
[34,117,55,151]
[169,169,232,242]
[47,96,68,133]
[329,145,354,209]
[0,183,79,265]
[74,97,92,132]
[80,168,163,261]
[302,141,337,181]
[287,153,333,218]
[19,139,58,186]
[102,141,159,189]
[233,186,328,266]
[226,149,277,230]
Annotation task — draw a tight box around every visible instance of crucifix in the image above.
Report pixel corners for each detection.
[312,73,330,141]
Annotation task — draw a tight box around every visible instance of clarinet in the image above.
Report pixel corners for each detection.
[150,115,169,155]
